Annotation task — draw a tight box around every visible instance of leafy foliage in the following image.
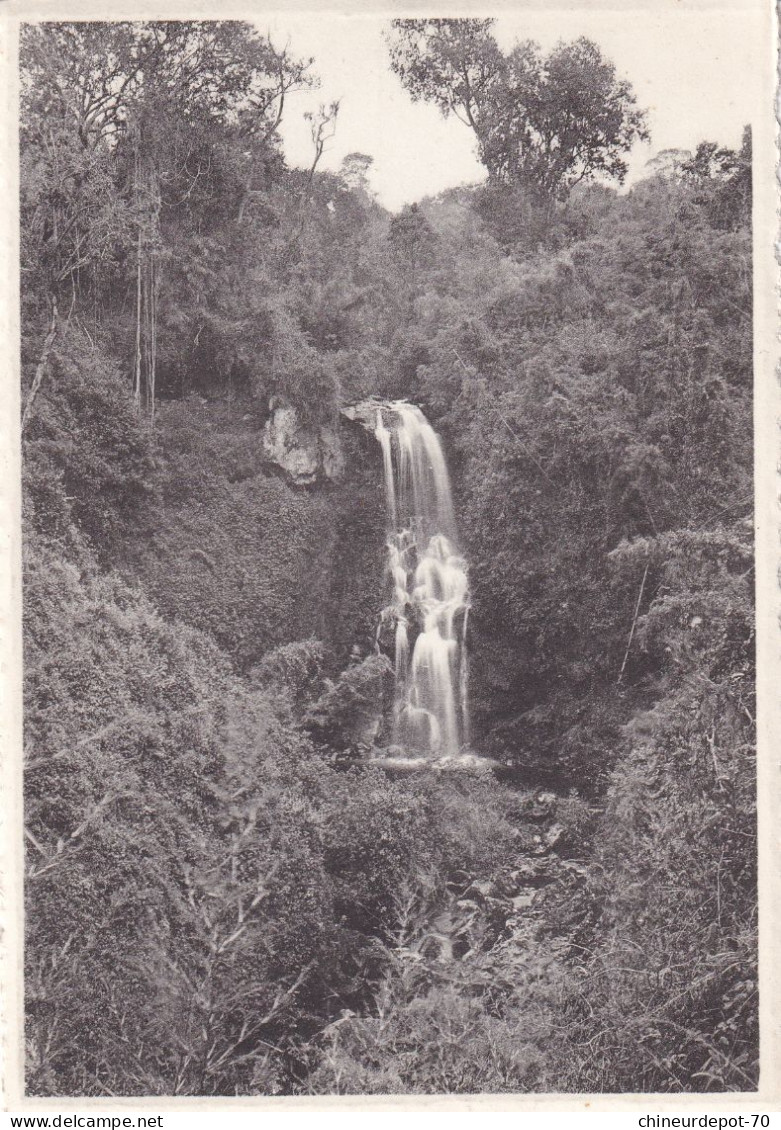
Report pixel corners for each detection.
[543,522,756,1091]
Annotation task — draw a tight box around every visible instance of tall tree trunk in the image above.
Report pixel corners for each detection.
[134,228,142,409]
[149,253,157,425]
[21,294,59,436]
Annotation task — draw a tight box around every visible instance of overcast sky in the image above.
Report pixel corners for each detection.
[262,7,765,212]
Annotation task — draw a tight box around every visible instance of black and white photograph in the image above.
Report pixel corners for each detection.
[3,0,778,1107]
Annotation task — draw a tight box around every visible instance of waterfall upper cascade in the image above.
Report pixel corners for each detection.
[374,402,470,757]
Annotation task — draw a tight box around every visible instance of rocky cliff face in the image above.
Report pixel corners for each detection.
[261,398,345,485]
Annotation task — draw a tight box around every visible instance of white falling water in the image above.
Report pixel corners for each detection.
[374,402,470,757]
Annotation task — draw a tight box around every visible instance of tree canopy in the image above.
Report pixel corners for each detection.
[387,19,649,201]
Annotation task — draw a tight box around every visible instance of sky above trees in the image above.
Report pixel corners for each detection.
[269,7,764,210]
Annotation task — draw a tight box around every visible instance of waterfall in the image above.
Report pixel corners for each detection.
[374,402,470,757]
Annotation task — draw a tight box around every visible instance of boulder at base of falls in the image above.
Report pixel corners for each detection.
[261,398,345,485]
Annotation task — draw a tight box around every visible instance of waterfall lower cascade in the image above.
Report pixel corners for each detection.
[374,402,470,757]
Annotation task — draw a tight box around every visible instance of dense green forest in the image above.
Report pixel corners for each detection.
[21,20,756,1095]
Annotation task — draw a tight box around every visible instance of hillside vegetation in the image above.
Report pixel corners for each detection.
[21,20,755,1095]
